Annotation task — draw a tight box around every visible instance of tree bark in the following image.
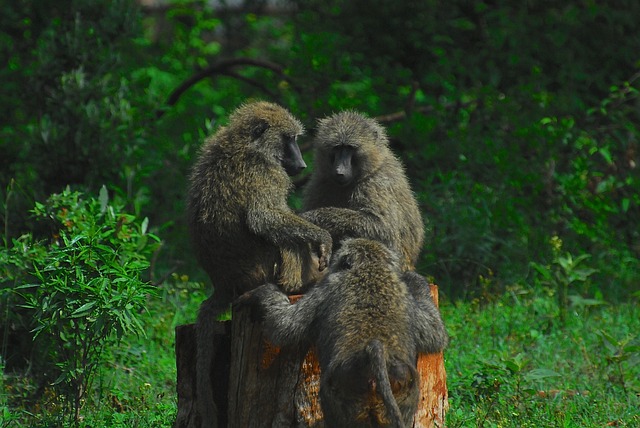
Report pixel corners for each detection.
[174,285,447,427]
[173,322,231,428]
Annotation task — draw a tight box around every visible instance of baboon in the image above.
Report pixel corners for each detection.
[302,111,424,271]
[238,238,448,428]
[187,101,333,428]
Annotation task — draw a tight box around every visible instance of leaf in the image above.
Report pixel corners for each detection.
[622,198,630,212]
[52,372,68,386]
[598,147,613,165]
[571,254,592,265]
[14,283,40,291]
[137,235,148,251]
[525,368,561,381]
[596,330,620,354]
[530,262,554,283]
[141,217,149,235]
[568,295,606,307]
[99,185,109,214]
[504,359,521,373]
[71,301,97,318]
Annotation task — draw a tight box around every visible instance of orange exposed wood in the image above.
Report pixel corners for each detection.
[295,347,323,426]
[412,284,449,428]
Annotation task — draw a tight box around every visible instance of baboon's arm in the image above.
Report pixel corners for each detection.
[402,271,432,302]
[301,207,389,244]
[247,207,332,249]
[235,283,320,347]
[402,271,449,353]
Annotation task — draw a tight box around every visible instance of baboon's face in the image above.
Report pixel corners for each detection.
[256,126,306,176]
[315,111,387,186]
[230,101,306,176]
[279,133,307,176]
[328,145,357,186]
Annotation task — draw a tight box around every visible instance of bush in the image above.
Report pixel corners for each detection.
[1,186,159,425]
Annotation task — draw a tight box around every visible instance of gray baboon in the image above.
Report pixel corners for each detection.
[187,101,333,428]
[238,238,448,428]
[302,111,424,271]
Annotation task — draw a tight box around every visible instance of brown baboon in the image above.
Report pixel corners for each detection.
[302,111,424,270]
[237,238,448,428]
[187,101,333,428]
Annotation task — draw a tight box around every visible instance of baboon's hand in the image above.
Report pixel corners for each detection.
[316,231,332,271]
[234,285,273,322]
[317,243,329,271]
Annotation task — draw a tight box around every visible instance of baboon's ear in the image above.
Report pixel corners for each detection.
[334,253,353,271]
[251,119,270,140]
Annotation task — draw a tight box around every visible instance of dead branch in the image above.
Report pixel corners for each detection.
[160,58,296,117]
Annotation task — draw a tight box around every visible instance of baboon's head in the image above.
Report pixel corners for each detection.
[229,101,306,176]
[330,238,400,274]
[314,111,389,186]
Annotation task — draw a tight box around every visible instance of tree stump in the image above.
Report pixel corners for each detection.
[174,285,448,427]
[173,322,232,428]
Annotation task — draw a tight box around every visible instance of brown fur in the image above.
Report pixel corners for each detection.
[187,101,332,428]
[238,239,448,427]
[302,111,424,271]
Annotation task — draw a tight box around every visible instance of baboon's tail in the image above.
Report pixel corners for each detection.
[366,339,405,428]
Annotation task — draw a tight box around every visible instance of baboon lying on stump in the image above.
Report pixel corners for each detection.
[302,111,424,271]
[187,101,333,428]
[237,238,448,428]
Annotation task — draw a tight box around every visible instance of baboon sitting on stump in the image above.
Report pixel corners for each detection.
[302,111,425,271]
[187,101,333,428]
[238,238,449,428]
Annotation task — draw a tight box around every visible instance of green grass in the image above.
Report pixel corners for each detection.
[2,281,638,427]
[442,286,640,428]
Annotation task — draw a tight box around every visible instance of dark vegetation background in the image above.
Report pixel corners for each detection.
[1,0,639,426]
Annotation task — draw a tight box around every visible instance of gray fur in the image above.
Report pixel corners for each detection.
[302,111,424,270]
[238,238,448,427]
[187,101,332,428]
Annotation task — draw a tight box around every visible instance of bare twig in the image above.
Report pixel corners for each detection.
[375,106,435,124]
[152,263,184,287]
[218,70,279,99]
[376,100,479,124]
[161,58,296,117]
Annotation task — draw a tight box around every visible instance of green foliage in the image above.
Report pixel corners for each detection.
[531,237,599,324]
[2,273,205,427]
[0,0,148,195]
[2,0,640,425]
[287,1,640,298]
[597,330,640,395]
[1,187,159,425]
[443,290,640,427]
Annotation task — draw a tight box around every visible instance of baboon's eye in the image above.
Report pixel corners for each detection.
[251,120,270,140]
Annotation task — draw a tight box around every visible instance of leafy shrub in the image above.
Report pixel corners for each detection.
[0,0,147,194]
[531,236,599,324]
[285,2,640,299]
[1,186,159,425]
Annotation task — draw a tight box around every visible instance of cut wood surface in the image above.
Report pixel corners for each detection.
[413,284,449,428]
[174,284,447,427]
